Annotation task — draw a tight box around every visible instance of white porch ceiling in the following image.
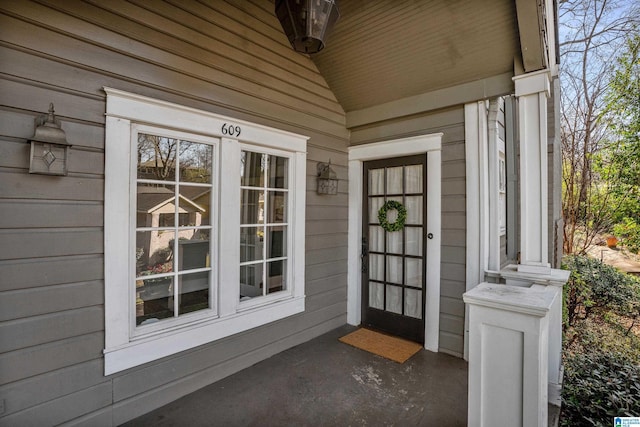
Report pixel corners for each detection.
[310,0,521,114]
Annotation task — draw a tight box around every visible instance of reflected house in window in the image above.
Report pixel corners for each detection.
[134,135,214,325]
[136,186,207,266]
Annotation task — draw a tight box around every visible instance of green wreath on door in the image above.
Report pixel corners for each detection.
[377,200,407,232]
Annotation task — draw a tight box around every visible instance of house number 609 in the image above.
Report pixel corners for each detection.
[221,123,241,137]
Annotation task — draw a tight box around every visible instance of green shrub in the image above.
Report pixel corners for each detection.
[562,255,640,326]
[614,217,640,254]
[561,351,640,426]
[565,314,640,364]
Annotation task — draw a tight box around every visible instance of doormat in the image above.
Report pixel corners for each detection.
[339,328,422,363]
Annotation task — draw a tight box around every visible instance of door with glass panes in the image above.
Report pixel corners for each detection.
[362,155,426,343]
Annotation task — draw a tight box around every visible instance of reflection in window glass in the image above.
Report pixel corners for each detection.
[137,276,174,325]
[267,226,287,259]
[240,151,265,187]
[268,155,288,188]
[178,185,210,227]
[267,192,287,223]
[178,230,210,271]
[240,226,263,263]
[179,272,209,314]
[240,263,263,299]
[135,132,213,326]
[239,150,289,300]
[267,260,286,294]
[136,184,175,228]
[137,134,177,181]
[241,189,264,225]
[180,141,213,184]
[136,230,174,277]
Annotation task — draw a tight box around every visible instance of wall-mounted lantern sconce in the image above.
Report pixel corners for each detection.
[317,161,338,195]
[275,0,340,54]
[29,103,71,176]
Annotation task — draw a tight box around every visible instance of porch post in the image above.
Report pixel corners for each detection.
[513,70,551,275]
[508,69,568,410]
[464,283,557,427]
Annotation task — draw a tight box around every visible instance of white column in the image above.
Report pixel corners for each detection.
[487,98,503,272]
[465,101,490,287]
[347,159,363,326]
[514,70,551,275]
[500,266,570,406]
[464,101,489,360]
[464,283,557,427]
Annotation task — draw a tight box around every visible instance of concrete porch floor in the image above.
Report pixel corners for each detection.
[122,325,468,426]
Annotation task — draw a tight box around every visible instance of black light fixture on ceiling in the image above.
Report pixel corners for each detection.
[275,0,340,54]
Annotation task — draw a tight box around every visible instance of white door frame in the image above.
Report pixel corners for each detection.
[347,134,443,352]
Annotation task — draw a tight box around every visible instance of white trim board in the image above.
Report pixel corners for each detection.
[346,73,514,128]
[463,101,490,361]
[347,134,442,352]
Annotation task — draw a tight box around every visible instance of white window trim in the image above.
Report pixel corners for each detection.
[347,134,442,353]
[104,88,308,375]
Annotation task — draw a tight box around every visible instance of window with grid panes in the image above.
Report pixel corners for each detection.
[104,88,307,374]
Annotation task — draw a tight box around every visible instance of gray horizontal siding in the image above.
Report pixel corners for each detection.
[0,229,103,260]
[0,332,104,385]
[350,106,467,357]
[0,280,103,322]
[304,233,347,251]
[0,307,103,354]
[0,4,347,138]
[0,106,105,150]
[306,273,348,294]
[0,200,103,229]
[0,382,112,427]
[0,170,103,201]
[0,359,105,418]
[0,0,348,424]
[0,255,103,292]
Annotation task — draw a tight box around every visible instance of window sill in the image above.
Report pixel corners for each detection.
[104,295,304,375]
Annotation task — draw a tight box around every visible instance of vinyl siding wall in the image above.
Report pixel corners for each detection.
[0,1,349,425]
[350,106,467,357]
